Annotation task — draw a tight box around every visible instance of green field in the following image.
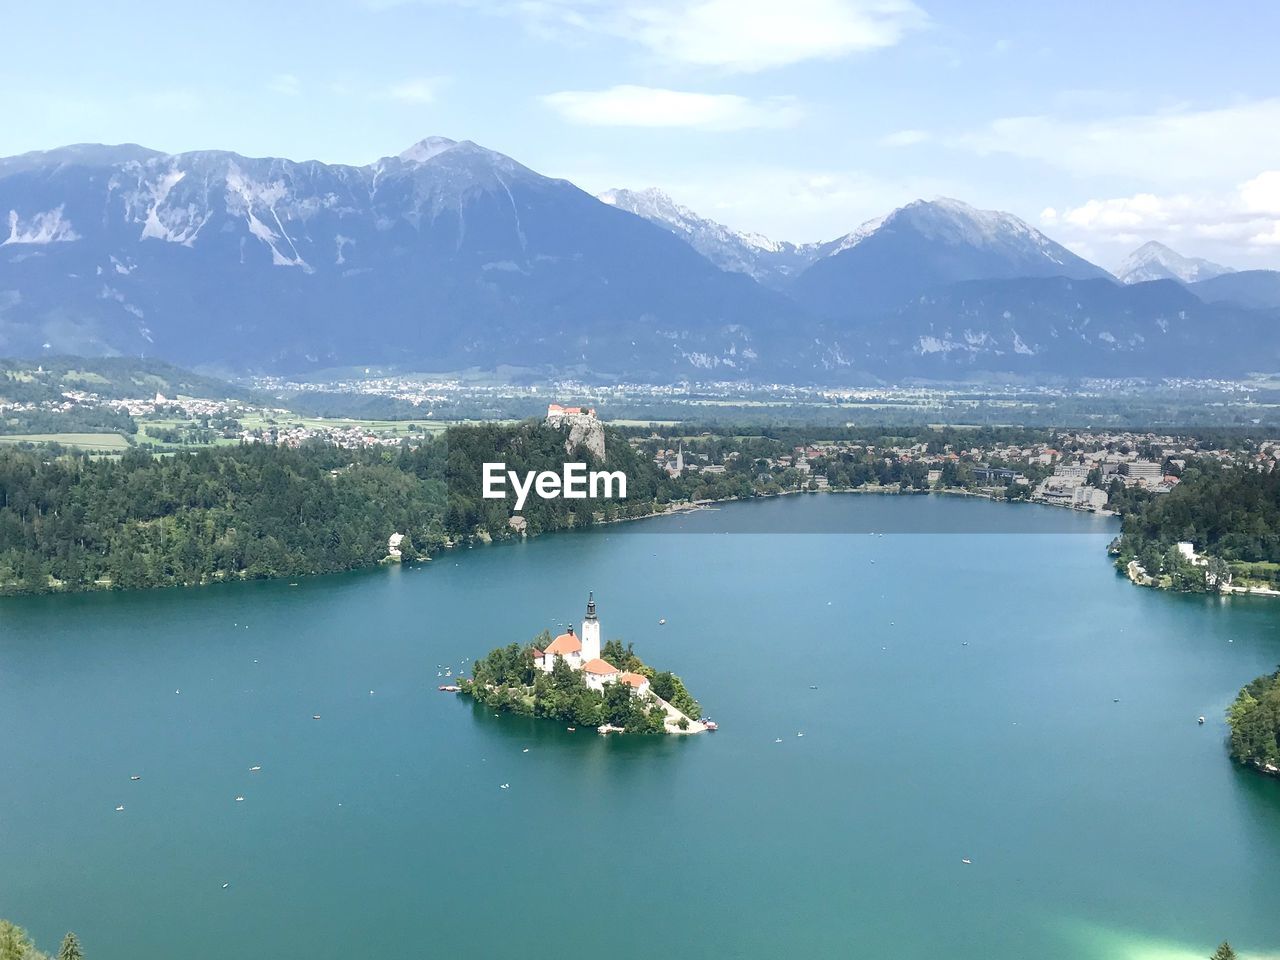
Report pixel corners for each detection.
[234,413,454,435]
[0,432,132,451]
[605,419,683,427]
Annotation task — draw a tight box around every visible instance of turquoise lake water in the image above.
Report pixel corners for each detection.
[2,494,1278,959]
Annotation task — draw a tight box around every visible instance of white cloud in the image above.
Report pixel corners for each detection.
[542,85,802,130]
[1241,170,1280,216]
[622,0,928,72]
[952,99,1280,184]
[879,128,930,147]
[380,0,926,71]
[268,73,301,96]
[1041,170,1280,265]
[385,77,444,104]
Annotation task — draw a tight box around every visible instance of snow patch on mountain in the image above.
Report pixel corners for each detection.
[399,137,459,164]
[600,187,825,286]
[1116,241,1233,284]
[136,168,211,246]
[224,165,309,269]
[825,214,888,256]
[3,206,80,245]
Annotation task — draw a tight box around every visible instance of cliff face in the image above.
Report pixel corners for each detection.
[546,411,606,462]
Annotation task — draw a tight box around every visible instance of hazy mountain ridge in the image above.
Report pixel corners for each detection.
[0,137,816,378]
[1,137,1278,381]
[598,187,821,287]
[846,276,1279,376]
[1116,241,1234,285]
[789,198,1114,318]
[1189,269,1280,310]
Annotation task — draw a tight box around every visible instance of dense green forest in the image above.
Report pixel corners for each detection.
[0,419,704,595]
[1111,461,1280,589]
[5,413,1278,597]
[1227,668,1280,771]
[0,920,81,960]
[0,418,1071,596]
[462,634,699,733]
[0,406,137,437]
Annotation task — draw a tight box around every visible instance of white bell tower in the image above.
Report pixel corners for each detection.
[581,592,601,662]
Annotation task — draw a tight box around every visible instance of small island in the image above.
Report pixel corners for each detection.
[459,594,707,734]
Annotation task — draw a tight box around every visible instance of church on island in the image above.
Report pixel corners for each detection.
[533,593,651,696]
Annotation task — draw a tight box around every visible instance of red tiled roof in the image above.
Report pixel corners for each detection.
[545,632,582,655]
[582,658,620,675]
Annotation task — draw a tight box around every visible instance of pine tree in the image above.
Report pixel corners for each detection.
[1210,942,1237,960]
[58,931,83,960]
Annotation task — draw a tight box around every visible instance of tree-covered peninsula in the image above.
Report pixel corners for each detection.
[1110,460,1280,592]
[0,419,673,595]
[1227,667,1280,775]
[461,635,702,734]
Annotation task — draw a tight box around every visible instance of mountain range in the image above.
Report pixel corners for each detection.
[1114,241,1234,285]
[1,136,1278,382]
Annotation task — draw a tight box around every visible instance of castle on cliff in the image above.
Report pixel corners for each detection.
[544,403,606,462]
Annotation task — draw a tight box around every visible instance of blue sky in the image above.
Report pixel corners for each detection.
[4,0,1279,269]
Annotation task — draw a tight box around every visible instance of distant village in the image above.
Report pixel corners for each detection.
[5,386,1280,517]
[644,430,1280,513]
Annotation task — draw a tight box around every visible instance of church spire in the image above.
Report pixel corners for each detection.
[580,592,601,662]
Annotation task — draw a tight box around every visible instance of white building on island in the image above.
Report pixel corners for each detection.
[583,657,621,691]
[530,593,702,734]
[536,593,617,689]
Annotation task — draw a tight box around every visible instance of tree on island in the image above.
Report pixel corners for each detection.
[650,670,702,720]
[0,919,79,960]
[58,933,83,960]
[0,921,36,960]
[1227,667,1280,767]
[601,638,643,673]
[1211,942,1237,960]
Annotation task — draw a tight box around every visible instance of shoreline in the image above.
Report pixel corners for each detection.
[0,483,1116,599]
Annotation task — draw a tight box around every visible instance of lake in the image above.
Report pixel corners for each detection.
[2,494,1278,959]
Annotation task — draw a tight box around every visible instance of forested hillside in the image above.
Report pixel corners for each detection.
[0,419,685,595]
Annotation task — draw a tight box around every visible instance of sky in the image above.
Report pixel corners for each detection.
[3,0,1279,270]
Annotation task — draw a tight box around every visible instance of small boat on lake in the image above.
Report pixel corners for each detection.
[438,684,461,692]
[130,775,141,781]
[1198,716,1206,725]
[704,720,718,731]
